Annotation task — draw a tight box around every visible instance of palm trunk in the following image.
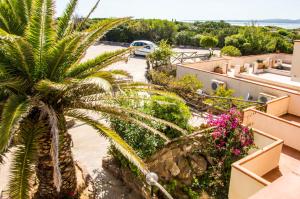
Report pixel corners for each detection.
[34,128,58,199]
[58,118,77,198]
[34,111,77,198]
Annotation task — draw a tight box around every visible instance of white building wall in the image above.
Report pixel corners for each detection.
[291,40,300,82]
[177,65,300,116]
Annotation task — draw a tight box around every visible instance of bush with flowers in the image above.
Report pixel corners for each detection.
[196,108,255,198]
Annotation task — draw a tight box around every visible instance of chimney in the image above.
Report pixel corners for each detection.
[291,40,300,82]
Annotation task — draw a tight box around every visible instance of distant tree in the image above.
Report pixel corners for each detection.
[200,36,219,55]
[175,31,196,46]
[221,46,241,57]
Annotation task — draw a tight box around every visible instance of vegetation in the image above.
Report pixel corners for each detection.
[200,36,219,55]
[147,70,203,94]
[110,94,192,159]
[169,74,203,93]
[221,46,242,57]
[225,26,294,55]
[147,40,174,69]
[105,19,178,44]
[0,0,185,198]
[204,86,258,111]
[101,19,298,55]
[178,109,254,199]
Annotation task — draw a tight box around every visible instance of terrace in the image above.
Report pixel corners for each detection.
[234,65,300,91]
[229,95,300,199]
[249,145,300,199]
[243,96,300,151]
[229,128,300,199]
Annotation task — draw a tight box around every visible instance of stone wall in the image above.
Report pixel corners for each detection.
[146,132,211,186]
[103,130,213,199]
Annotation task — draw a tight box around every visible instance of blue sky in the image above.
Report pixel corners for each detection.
[56,0,300,20]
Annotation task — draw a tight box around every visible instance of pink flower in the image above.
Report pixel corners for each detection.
[212,131,222,139]
[233,149,241,156]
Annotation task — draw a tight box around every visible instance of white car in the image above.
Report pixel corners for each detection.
[130,40,157,56]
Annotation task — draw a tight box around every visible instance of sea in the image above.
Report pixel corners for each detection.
[181,20,300,29]
[228,21,300,29]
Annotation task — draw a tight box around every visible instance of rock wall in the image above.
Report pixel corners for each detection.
[146,132,211,186]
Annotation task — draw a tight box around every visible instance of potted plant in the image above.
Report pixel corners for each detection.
[214,66,224,74]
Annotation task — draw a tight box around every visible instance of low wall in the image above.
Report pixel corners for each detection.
[266,96,290,117]
[229,130,283,199]
[236,73,300,92]
[224,53,292,66]
[288,94,300,116]
[182,58,229,74]
[229,167,267,199]
[243,108,300,151]
[265,68,291,77]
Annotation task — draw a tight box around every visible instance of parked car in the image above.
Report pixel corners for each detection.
[130,40,157,56]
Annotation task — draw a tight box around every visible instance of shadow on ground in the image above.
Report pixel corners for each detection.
[92,169,141,199]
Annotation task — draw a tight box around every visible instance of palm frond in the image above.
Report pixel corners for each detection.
[65,48,130,78]
[23,0,33,23]
[119,84,185,102]
[65,77,113,95]
[47,32,85,80]
[0,37,35,81]
[65,110,149,175]
[75,0,101,31]
[0,1,21,34]
[67,102,172,141]
[35,79,67,96]
[0,78,28,93]
[56,0,78,39]
[0,28,9,36]
[0,3,11,32]
[9,119,45,199]
[70,18,130,65]
[0,95,30,154]
[0,147,10,164]
[26,0,55,79]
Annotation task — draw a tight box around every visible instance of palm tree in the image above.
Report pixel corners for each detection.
[0,0,186,198]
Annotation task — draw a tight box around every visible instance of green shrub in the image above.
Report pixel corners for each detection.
[146,95,192,138]
[110,93,192,158]
[200,36,219,49]
[175,31,196,46]
[192,34,203,47]
[146,70,174,86]
[204,86,256,111]
[148,40,174,69]
[221,46,241,57]
[170,74,203,93]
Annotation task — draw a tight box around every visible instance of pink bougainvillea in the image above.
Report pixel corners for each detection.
[207,108,254,157]
[203,108,255,198]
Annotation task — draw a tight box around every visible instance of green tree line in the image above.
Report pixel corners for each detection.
[90,19,300,55]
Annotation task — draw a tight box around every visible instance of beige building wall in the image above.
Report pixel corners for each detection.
[266,96,290,117]
[229,131,283,199]
[229,167,266,199]
[177,65,300,116]
[291,40,300,82]
[177,65,285,98]
[243,109,300,151]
